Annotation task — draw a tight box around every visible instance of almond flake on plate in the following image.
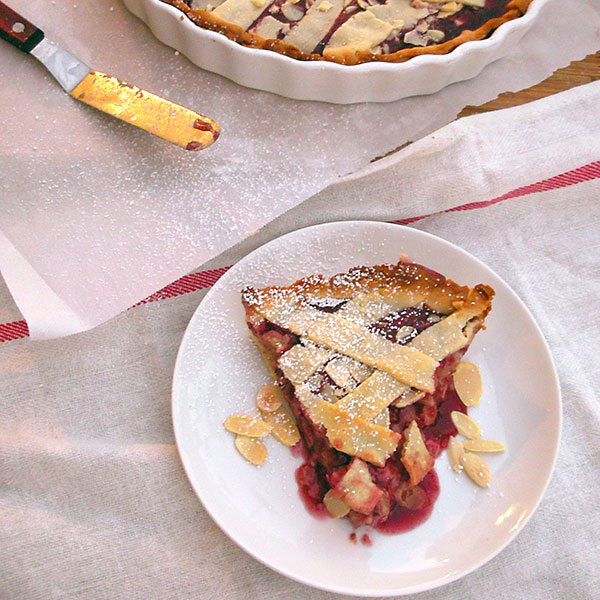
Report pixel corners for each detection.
[462,452,490,487]
[235,435,267,466]
[224,414,272,437]
[453,361,482,407]
[263,407,301,446]
[447,436,464,473]
[450,411,481,439]
[256,384,283,413]
[463,439,505,453]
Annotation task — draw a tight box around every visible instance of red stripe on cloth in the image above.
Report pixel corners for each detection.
[0,319,29,343]
[134,266,231,306]
[395,160,600,225]
[1,160,599,343]
[0,266,230,343]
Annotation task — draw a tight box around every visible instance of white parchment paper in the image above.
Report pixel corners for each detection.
[0,0,599,338]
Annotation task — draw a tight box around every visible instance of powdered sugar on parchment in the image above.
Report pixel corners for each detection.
[0,0,599,337]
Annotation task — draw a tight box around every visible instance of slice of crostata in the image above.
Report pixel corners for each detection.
[241,259,493,533]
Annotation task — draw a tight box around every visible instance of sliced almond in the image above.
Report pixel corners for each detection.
[454,362,482,407]
[323,490,350,518]
[463,439,505,453]
[447,436,464,473]
[256,384,283,413]
[462,452,490,487]
[263,408,300,447]
[224,414,272,437]
[450,411,481,439]
[234,435,267,466]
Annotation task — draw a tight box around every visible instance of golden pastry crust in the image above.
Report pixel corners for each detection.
[163,0,533,66]
[242,259,494,321]
[243,259,494,425]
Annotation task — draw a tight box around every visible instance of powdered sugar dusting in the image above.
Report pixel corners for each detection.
[0,0,573,336]
[170,220,548,582]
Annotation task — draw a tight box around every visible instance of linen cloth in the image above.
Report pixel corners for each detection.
[1,0,600,339]
[1,83,600,598]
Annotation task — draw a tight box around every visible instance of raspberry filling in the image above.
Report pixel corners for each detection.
[245,302,470,534]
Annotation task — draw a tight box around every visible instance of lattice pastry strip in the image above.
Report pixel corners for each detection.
[306,314,437,392]
[295,384,400,467]
[335,370,409,421]
[330,310,477,413]
[411,311,474,361]
[278,343,332,385]
[211,0,267,29]
[270,291,488,424]
[266,300,437,391]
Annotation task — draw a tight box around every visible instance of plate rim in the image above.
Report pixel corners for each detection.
[171,220,562,596]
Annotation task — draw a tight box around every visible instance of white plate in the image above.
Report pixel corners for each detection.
[124,0,548,103]
[172,221,561,596]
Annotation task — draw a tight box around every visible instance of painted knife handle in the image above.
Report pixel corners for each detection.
[0,1,44,53]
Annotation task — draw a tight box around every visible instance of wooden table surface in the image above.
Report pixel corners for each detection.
[459,51,600,117]
[376,52,599,161]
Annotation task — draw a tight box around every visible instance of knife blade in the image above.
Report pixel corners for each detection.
[0,1,219,150]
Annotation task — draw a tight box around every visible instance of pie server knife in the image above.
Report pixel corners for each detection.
[0,1,219,150]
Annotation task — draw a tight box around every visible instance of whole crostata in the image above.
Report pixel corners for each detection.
[165,0,531,65]
[239,260,494,533]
